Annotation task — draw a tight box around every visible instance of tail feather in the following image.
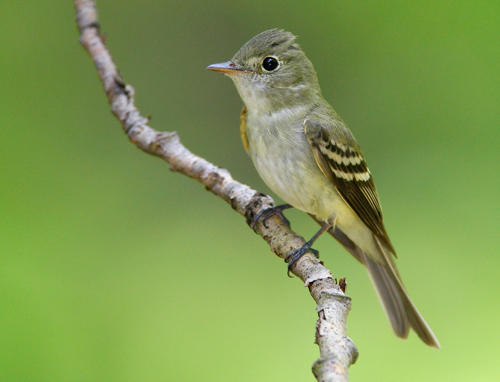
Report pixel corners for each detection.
[309,214,440,348]
[371,235,440,348]
[363,253,410,338]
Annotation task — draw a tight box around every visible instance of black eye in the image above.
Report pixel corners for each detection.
[262,57,279,71]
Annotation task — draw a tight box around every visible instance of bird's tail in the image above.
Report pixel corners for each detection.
[310,215,440,348]
[363,236,440,348]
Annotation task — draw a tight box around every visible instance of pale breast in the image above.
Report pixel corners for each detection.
[246,109,345,221]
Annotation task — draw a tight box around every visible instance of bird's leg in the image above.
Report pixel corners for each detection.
[286,217,337,277]
[251,204,293,232]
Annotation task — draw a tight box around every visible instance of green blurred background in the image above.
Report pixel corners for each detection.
[1,1,499,381]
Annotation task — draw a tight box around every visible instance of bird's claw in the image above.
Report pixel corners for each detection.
[250,204,292,233]
[285,244,319,277]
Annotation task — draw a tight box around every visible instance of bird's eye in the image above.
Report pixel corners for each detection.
[262,57,279,72]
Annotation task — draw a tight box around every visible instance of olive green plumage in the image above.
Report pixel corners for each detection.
[208,29,439,348]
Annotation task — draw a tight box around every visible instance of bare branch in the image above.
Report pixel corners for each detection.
[74,1,358,380]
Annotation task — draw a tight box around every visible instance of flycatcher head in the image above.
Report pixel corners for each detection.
[208,29,322,112]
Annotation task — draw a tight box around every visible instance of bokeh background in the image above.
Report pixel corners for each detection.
[2,1,499,381]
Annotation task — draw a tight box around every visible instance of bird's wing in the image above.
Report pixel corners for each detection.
[303,115,396,255]
[239,105,250,153]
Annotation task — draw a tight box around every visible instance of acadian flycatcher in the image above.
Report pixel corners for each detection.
[208,29,439,348]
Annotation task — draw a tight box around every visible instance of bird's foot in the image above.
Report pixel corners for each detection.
[285,243,319,277]
[284,218,335,277]
[251,204,293,232]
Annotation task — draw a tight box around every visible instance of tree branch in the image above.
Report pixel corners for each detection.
[74,1,358,380]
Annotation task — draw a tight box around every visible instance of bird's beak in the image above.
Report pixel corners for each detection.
[207,61,244,75]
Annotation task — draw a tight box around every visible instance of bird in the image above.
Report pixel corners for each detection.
[207,29,439,348]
